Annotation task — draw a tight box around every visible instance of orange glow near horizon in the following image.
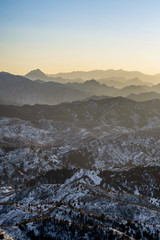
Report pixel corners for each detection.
[1,1,160,76]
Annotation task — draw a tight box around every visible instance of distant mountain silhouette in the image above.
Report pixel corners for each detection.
[67,80,150,97]
[26,68,160,85]
[25,69,48,81]
[99,77,153,88]
[0,72,89,105]
[119,85,150,96]
[25,69,84,83]
[127,91,160,102]
[1,71,160,106]
[50,69,160,83]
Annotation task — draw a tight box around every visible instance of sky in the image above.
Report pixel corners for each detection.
[1,0,160,75]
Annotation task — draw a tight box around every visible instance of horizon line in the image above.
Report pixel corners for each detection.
[2,68,160,77]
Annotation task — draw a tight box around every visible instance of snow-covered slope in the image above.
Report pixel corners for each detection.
[0,97,160,239]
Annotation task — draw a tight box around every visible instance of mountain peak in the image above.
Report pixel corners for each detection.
[84,79,100,86]
[25,69,48,81]
[34,68,43,73]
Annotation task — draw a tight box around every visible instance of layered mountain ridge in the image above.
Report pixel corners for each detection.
[1,71,160,106]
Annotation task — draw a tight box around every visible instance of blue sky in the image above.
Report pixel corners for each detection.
[1,0,160,74]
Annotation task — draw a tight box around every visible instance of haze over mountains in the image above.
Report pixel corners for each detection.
[25,69,83,83]
[25,68,160,84]
[1,69,160,106]
[0,72,88,105]
[48,68,160,83]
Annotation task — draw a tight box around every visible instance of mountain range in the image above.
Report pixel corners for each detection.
[25,69,83,83]
[1,70,160,106]
[0,72,89,105]
[48,68,160,83]
[25,68,160,85]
